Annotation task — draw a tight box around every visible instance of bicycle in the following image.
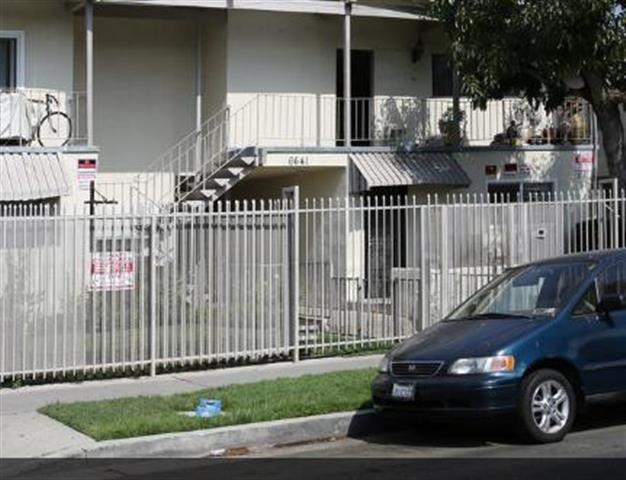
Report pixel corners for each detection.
[0,90,72,147]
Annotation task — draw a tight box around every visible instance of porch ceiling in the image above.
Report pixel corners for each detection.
[350,151,471,189]
[93,0,434,20]
[0,151,71,202]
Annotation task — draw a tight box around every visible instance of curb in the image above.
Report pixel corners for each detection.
[57,409,387,458]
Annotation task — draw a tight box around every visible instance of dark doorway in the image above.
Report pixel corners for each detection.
[336,50,374,146]
[364,187,407,298]
[0,38,17,89]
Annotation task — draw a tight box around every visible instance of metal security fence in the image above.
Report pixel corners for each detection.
[297,191,625,355]
[1,191,625,382]
[0,201,295,381]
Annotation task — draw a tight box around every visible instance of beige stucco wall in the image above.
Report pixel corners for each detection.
[226,10,443,98]
[229,165,348,201]
[201,10,228,119]
[225,10,446,148]
[73,14,198,173]
[406,148,596,203]
[0,0,74,91]
[455,148,595,196]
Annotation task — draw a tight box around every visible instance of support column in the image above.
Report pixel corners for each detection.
[196,23,203,133]
[343,1,352,148]
[195,23,204,171]
[86,0,94,146]
[451,64,461,146]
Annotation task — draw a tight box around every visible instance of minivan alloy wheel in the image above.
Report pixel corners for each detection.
[531,380,570,434]
[518,369,576,443]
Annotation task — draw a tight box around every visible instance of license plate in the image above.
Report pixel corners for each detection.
[391,383,415,401]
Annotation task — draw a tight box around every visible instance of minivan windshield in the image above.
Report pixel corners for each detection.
[448,262,595,320]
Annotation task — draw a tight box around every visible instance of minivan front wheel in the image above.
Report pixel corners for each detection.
[518,369,576,443]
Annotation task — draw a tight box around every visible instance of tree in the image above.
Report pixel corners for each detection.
[432,0,626,189]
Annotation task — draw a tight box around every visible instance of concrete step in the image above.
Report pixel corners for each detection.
[225,167,245,177]
[199,189,218,199]
[230,156,256,167]
[204,177,232,188]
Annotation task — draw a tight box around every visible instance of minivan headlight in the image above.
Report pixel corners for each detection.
[448,356,515,375]
[379,355,391,373]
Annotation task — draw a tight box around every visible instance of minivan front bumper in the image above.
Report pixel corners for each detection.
[372,373,520,414]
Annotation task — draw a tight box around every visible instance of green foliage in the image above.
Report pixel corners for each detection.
[432,0,626,109]
[40,368,377,441]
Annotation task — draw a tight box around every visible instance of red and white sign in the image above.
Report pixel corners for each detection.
[90,252,135,291]
[503,163,518,175]
[574,152,594,174]
[78,159,97,191]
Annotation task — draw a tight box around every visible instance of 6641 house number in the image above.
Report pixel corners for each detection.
[288,155,310,166]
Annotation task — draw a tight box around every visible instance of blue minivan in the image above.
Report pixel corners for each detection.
[372,250,626,443]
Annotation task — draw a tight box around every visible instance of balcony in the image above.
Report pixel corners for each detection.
[228,94,594,149]
[0,88,87,148]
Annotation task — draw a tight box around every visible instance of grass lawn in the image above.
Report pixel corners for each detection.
[40,368,377,441]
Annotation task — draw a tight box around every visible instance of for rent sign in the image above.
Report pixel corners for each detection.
[90,252,135,291]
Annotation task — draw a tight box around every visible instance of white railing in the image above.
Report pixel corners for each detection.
[112,94,594,209]
[0,88,87,147]
[1,190,624,382]
[244,94,594,148]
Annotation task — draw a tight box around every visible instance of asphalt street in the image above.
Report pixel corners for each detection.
[251,403,626,459]
[7,403,624,480]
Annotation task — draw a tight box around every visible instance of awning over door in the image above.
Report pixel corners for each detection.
[0,151,71,201]
[350,151,470,190]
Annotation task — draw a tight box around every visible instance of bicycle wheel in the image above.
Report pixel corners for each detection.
[37,111,72,147]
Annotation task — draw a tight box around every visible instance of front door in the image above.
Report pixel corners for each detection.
[570,260,626,394]
[336,50,374,146]
[364,188,407,298]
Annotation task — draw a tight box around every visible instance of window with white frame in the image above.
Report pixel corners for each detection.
[0,32,24,89]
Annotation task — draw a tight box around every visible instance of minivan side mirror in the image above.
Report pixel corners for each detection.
[597,293,626,313]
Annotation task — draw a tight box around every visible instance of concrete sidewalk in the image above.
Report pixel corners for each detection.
[0,355,381,458]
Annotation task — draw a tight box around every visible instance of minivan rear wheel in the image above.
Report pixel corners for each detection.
[517,369,576,443]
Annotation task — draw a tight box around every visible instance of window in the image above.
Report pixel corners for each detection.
[572,261,626,315]
[432,54,453,97]
[488,182,555,202]
[597,261,626,298]
[0,32,24,89]
[522,182,555,201]
[448,262,594,320]
[572,287,598,316]
[488,182,521,202]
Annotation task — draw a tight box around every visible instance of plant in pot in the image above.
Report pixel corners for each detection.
[438,107,466,145]
[567,101,588,145]
[511,100,542,144]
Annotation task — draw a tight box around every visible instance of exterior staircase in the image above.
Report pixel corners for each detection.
[177,147,258,202]
[128,95,262,210]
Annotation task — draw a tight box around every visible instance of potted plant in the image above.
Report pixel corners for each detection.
[511,100,542,143]
[438,107,466,145]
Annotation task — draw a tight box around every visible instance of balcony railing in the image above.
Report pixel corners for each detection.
[228,94,594,149]
[0,88,87,148]
[96,92,595,211]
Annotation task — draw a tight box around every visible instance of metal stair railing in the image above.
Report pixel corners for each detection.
[128,94,261,206]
